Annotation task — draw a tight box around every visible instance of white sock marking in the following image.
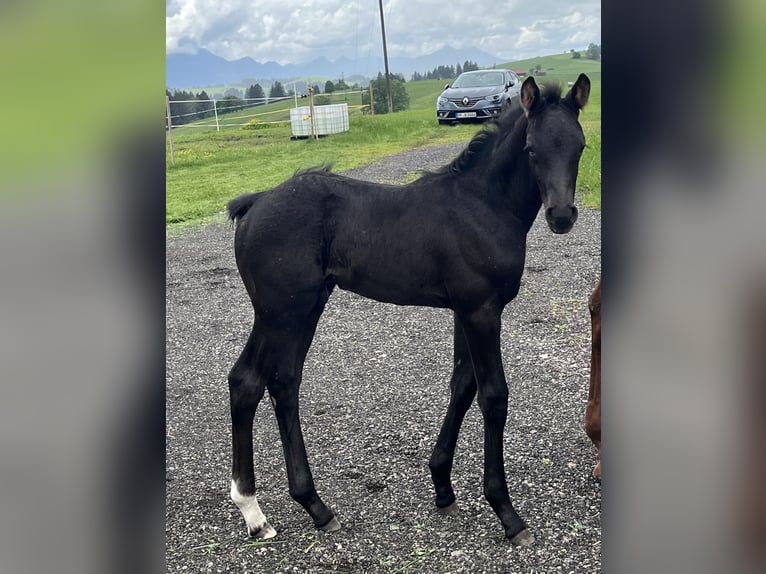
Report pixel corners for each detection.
[230,479,274,537]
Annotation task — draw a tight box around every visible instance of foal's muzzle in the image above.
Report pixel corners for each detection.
[545,205,578,234]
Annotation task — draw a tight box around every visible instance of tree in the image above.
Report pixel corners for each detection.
[336,78,349,91]
[217,94,243,115]
[245,83,265,100]
[571,50,581,59]
[324,80,335,94]
[167,88,199,126]
[269,81,286,98]
[362,73,410,114]
[404,59,480,82]
[427,64,455,80]
[195,90,213,120]
[586,43,601,60]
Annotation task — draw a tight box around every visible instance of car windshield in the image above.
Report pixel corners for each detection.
[451,72,505,89]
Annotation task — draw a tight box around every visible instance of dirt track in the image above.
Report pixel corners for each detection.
[166,143,601,573]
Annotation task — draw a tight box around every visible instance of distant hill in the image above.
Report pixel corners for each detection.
[166,46,503,90]
[499,52,602,81]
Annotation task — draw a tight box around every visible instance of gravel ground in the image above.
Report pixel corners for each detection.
[166,143,601,573]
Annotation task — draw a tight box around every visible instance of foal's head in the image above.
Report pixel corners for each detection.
[520,73,590,234]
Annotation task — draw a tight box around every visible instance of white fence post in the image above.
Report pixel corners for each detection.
[213,99,220,132]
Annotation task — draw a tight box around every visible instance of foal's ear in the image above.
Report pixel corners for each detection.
[520,76,540,117]
[566,73,591,110]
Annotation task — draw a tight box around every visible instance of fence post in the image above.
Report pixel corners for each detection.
[308,86,318,140]
[213,99,220,132]
[165,95,175,166]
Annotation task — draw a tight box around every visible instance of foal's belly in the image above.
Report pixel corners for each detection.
[331,265,452,308]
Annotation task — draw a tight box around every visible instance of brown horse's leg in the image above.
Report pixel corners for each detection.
[429,314,477,513]
[459,307,533,546]
[585,279,602,477]
[229,323,276,539]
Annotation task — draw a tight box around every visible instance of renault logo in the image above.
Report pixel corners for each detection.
[462,97,470,106]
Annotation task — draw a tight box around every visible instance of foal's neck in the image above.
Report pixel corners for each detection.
[483,129,541,234]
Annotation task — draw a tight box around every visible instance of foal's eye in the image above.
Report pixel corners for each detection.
[523,145,536,157]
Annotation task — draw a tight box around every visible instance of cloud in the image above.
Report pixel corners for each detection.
[166,0,601,63]
[510,9,600,57]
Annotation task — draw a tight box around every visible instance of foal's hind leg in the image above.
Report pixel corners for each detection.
[229,326,277,539]
[429,314,477,513]
[230,293,338,537]
[266,305,340,533]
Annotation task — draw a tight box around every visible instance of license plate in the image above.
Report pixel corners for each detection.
[456,112,476,119]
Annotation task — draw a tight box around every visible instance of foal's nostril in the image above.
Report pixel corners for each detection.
[545,207,554,220]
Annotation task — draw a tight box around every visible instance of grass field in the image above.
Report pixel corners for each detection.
[167,54,600,227]
[496,53,602,82]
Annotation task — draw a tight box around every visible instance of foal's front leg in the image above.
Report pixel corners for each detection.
[459,307,534,546]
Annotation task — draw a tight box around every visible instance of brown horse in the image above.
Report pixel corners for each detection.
[585,278,601,477]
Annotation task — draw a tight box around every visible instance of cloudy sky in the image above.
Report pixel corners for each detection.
[167,0,600,65]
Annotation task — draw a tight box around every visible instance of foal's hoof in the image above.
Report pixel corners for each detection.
[248,522,277,539]
[436,501,460,515]
[509,528,535,547]
[318,516,341,532]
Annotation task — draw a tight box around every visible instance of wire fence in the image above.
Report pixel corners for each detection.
[165,89,369,131]
[165,88,374,165]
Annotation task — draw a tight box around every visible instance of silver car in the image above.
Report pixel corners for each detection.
[436,69,522,124]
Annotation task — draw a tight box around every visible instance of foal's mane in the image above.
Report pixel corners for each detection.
[429,82,565,178]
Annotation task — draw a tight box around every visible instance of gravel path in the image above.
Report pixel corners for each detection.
[166,143,601,573]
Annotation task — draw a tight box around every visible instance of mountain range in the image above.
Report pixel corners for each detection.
[166,46,504,89]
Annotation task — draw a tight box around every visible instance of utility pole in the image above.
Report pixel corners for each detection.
[377,0,393,114]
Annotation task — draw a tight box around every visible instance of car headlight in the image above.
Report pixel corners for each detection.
[484,92,502,102]
[438,97,448,105]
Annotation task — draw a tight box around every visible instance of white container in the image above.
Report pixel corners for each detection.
[290,103,349,138]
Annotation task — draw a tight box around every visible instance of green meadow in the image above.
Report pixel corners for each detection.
[167,54,601,228]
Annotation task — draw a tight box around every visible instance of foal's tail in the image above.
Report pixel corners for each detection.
[227,193,258,224]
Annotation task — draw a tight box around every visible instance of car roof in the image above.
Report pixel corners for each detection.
[460,70,503,75]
